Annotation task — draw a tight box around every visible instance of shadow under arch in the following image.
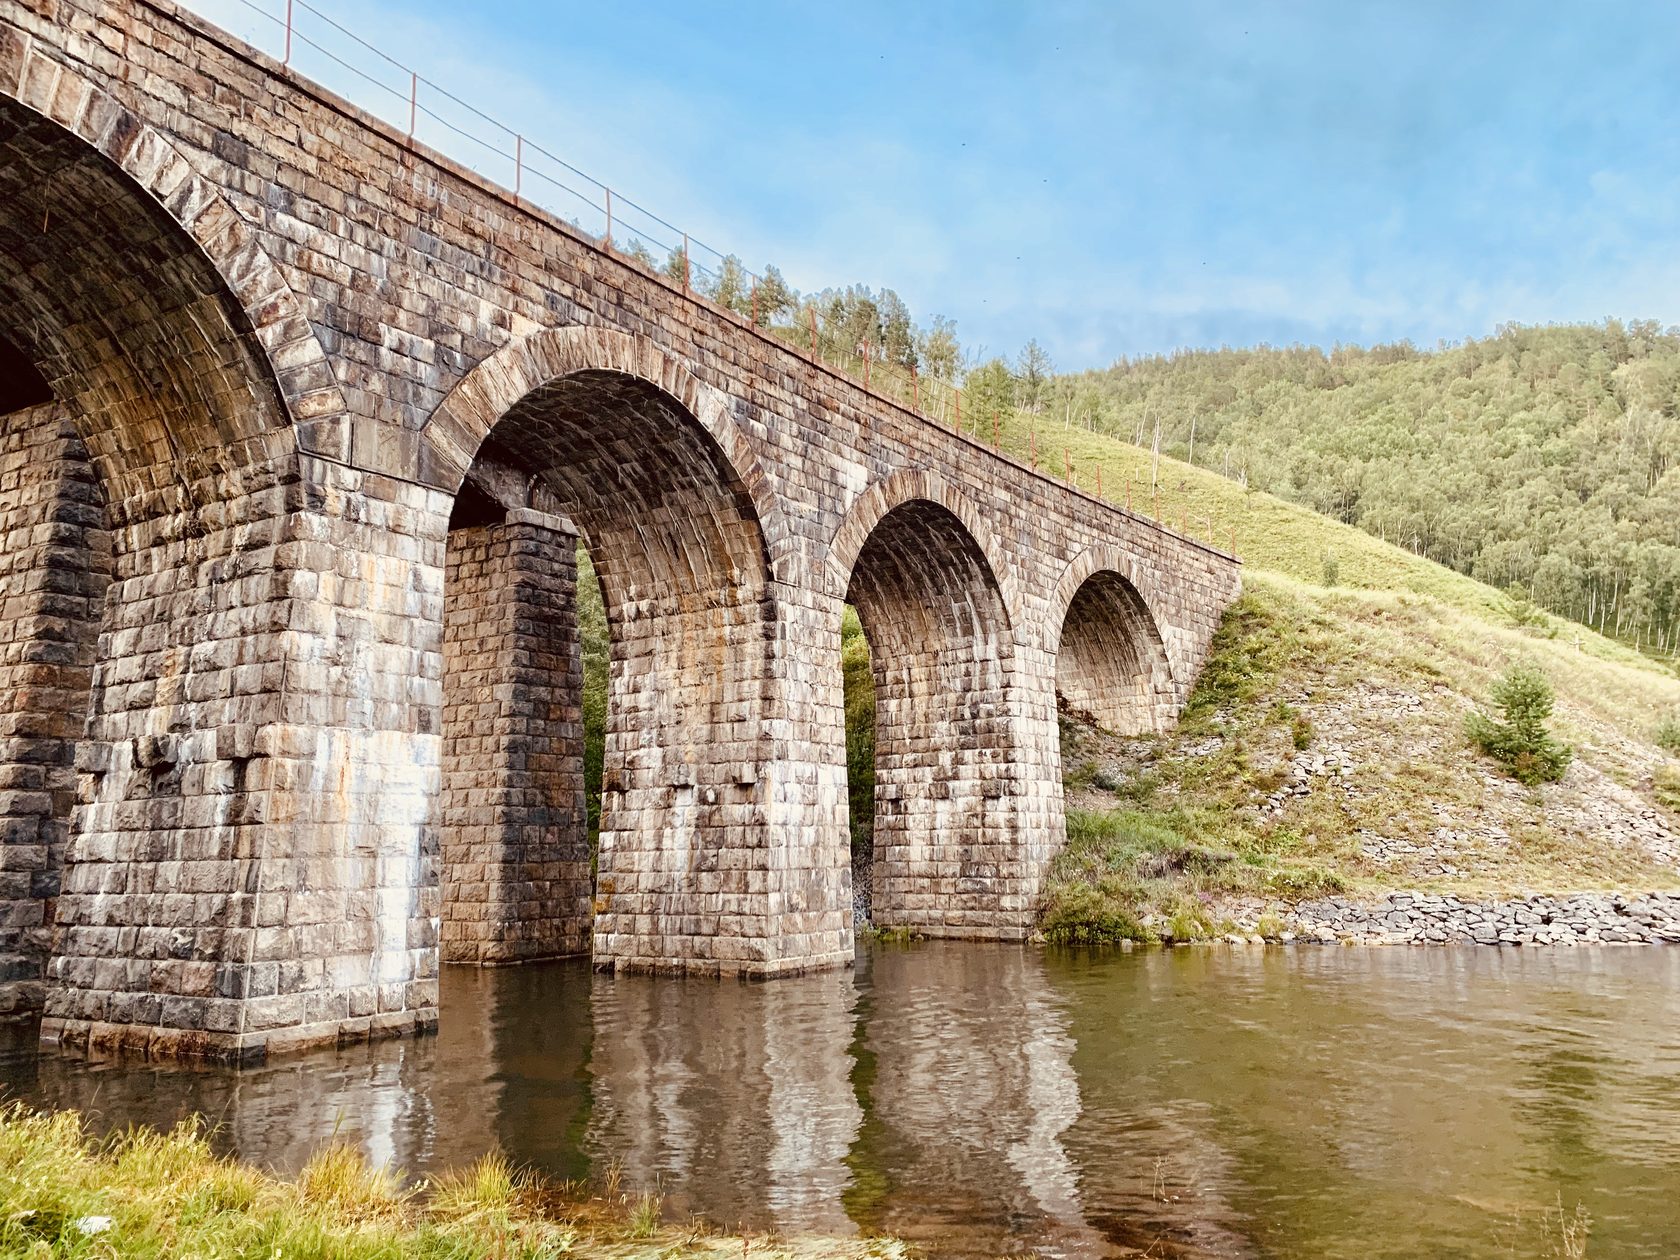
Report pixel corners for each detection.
[829,473,1030,937]
[0,42,346,1042]
[423,328,799,974]
[825,468,1026,636]
[1047,545,1177,736]
[0,33,349,503]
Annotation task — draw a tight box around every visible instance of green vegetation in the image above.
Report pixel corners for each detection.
[1658,715,1680,756]
[579,548,609,853]
[1061,321,1680,658]
[1039,802,1345,945]
[0,1105,895,1260]
[1465,665,1573,786]
[1320,548,1339,588]
[841,607,876,858]
[1656,769,1680,814]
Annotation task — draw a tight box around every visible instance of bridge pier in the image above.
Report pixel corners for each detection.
[845,498,1044,939]
[440,510,592,964]
[0,403,108,1020]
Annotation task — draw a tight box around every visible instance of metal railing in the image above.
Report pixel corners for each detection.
[208,0,1235,557]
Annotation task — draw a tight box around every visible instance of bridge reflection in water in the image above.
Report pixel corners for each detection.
[3,943,1680,1259]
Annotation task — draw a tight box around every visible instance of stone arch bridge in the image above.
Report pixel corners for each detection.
[0,0,1239,1061]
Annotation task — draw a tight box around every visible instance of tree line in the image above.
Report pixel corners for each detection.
[1063,320,1680,657]
[628,239,1680,660]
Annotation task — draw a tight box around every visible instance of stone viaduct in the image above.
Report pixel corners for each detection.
[0,0,1240,1061]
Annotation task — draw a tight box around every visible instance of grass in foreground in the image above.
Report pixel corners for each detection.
[0,1104,899,1260]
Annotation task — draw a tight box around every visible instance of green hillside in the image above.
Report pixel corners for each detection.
[1057,321,1680,657]
[990,403,1668,677]
[979,415,1680,940]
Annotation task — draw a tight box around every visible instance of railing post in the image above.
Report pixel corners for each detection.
[514,135,523,203]
[911,363,919,410]
[1030,426,1037,469]
[407,71,417,144]
[954,388,961,432]
[864,340,871,389]
[604,188,613,250]
[1096,466,1103,498]
[283,0,293,65]
[809,306,818,359]
[1065,446,1072,484]
[749,280,757,327]
[992,413,999,451]
[682,233,690,294]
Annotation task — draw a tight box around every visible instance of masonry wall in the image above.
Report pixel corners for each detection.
[0,402,107,1018]
[441,514,591,963]
[0,0,1241,1059]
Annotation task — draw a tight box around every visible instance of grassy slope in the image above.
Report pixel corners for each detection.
[978,412,1680,941]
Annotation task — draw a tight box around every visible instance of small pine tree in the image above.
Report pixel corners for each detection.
[707,254,751,315]
[1465,664,1572,785]
[753,264,795,327]
[663,245,690,287]
[1500,583,1549,632]
[1016,339,1054,413]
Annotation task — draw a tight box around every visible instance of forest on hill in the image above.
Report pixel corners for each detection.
[1066,321,1680,656]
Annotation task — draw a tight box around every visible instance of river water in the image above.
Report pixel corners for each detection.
[2,942,1677,1258]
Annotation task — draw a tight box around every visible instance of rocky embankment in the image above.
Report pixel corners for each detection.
[1224,890,1680,946]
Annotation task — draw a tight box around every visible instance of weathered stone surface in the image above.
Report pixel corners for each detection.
[441,513,591,964]
[0,0,1241,1060]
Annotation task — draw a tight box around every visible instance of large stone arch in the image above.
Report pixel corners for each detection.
[1047,545,1178,735]
[831,472,1037,938]
[422,325,837,975]
[826,467,1027,639]
[0,30,350,499]
[421,325,788,572]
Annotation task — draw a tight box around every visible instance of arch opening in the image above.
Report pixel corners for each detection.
[0,96,292,512]
[1053,571,1171,737]
[841,498,1018,933]
[0,91,297,1029]
[438,368,776,968]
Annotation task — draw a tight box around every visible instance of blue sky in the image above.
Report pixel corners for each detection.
[190,0,1680,372]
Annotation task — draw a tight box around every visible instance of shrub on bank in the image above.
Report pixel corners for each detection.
[1465,664,1573,786]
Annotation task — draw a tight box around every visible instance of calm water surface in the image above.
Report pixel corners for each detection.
[3,943,1677,1258]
